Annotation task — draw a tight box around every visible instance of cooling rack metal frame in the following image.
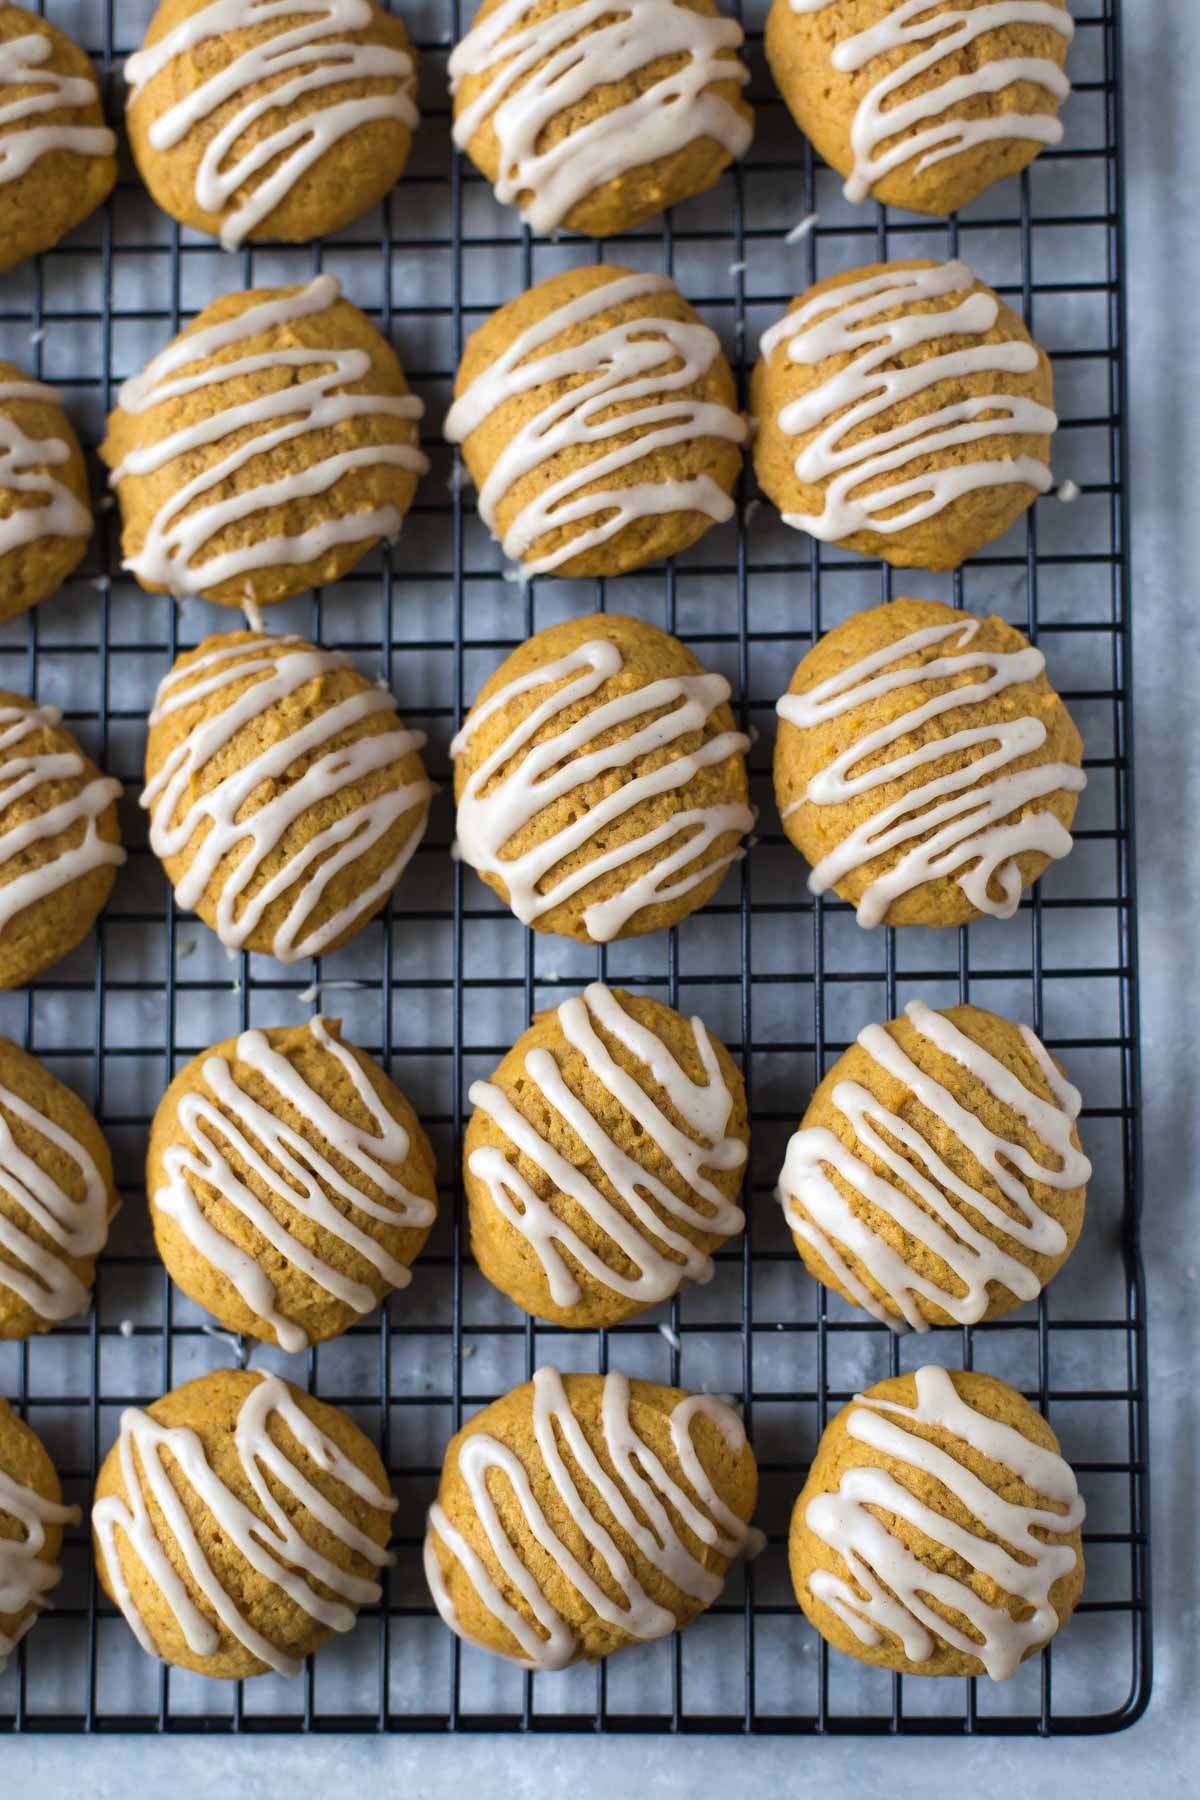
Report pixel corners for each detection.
[0,0,1151,1740]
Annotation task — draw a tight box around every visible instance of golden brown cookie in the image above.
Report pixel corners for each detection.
[425,1367,759,1667]
[93,1368,396,1679]
[450,0,752,237]
[125,0,420,250]
[453,613,752,942]
[751,259,1056,570]
[0,363,92,621]
[447,264,746,577]
[0,1039,118,1340]
[0,692,124,989]
[465,983,748,1327]
[0,1398,78,1672]
[778,999,1089,1328]
[789,1366,1085,1679]
[101,276,427,610]
[148,1017,439,1350]
[766,0,1074,217]
[0,5,116,273]
[773,597,1084,927]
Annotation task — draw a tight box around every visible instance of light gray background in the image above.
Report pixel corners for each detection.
[8,0,1197,1790]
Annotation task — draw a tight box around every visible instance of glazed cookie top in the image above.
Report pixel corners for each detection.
[452,613,752,941]
[102,276,428,609]
[751,259,1056,571]
[446,265,746,577]
[140,632,432,964]
[0,1038,118,1341]
[773,597,1085,927]
[791,1365,1085,1680]
[0,1397,79,1673]
[424,1367,760,1667]
[93,1369,397,1678]
[465,983,749,1326]
[0,363,92,619]
[449,0,752,237]
[778,999,1090,1329]
[148,1017,439,1350]
[125,0,420,250]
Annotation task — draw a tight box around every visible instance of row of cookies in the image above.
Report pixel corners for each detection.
[3,0,1076,266]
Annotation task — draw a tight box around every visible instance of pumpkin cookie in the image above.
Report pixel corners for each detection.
[93,1368,396,1679]
[0,365,92,621]
[0,1399,79,1672]
[773,597,1085,927]
[790,1366,1085,1678]
[425,1366,759,1667]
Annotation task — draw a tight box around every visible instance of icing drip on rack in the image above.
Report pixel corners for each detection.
[778,998,1091,1329]
[0,702,124,933]
[448,0,751,234]
[0,379,91,557]
[443,271,747,575]
[124,0,419,250]
[805,1364,1084,1680]
[0,1076,111,1323]
[788,0,1074,205]
[758,259,1057,542]
[0,31,115,184]
[93,1371,396,1676]
[775,613,1085,925]
[452,635,753,940]
[424,1366,760,1669]
[109,274,428,598]
[140,634,432,962]
[0,1465,79,1671]
[154,1017,436,1351]
[467,982,746,1309]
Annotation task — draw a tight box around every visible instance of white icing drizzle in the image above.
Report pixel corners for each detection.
[0,1074,111,1323]
[0,1464,79,1671]
[452,635,752,939]
[448,0,751,234]
[759,259,1057,542]
[0,701,124,936]
[424,1366,759,1669]
[140,634,432,963]
[776,613,1085,926]
[154,1016,436,1351]
[0,380,91,557]
[110,275,427,599]
[444,271,747,575]
[788,0,1074,205]
[93,1372,396,1676]
[467,981,746,1310]
[778,998,1091,1330]
[805,1364,1084,1680]
[124,0,419,251]
[0,31,115,186]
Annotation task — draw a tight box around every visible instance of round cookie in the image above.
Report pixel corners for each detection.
[453,613,752,941]
[766,0,1074,217]
[773,597,1085,927]
[445,265,746,578]
[465,983,748,1327]
[424,1366,759,1668]
[0,1398,79,1672]
[0,4,117,272]
[0,1039,118,1340]
[101,276,428,610]
[0,365,92,621]
[141,631,432,964]
[450,0,752,237]
[93,1368,396,1679]
[125,0,420,251]
[751,259,1057,570]
[789,1365,1085,1679]
[0,693,124,989]
[148,1016,439,1351]
[778,998,1090,1329]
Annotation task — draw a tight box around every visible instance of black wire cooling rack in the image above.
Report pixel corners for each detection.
[0,0,1150,1740]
